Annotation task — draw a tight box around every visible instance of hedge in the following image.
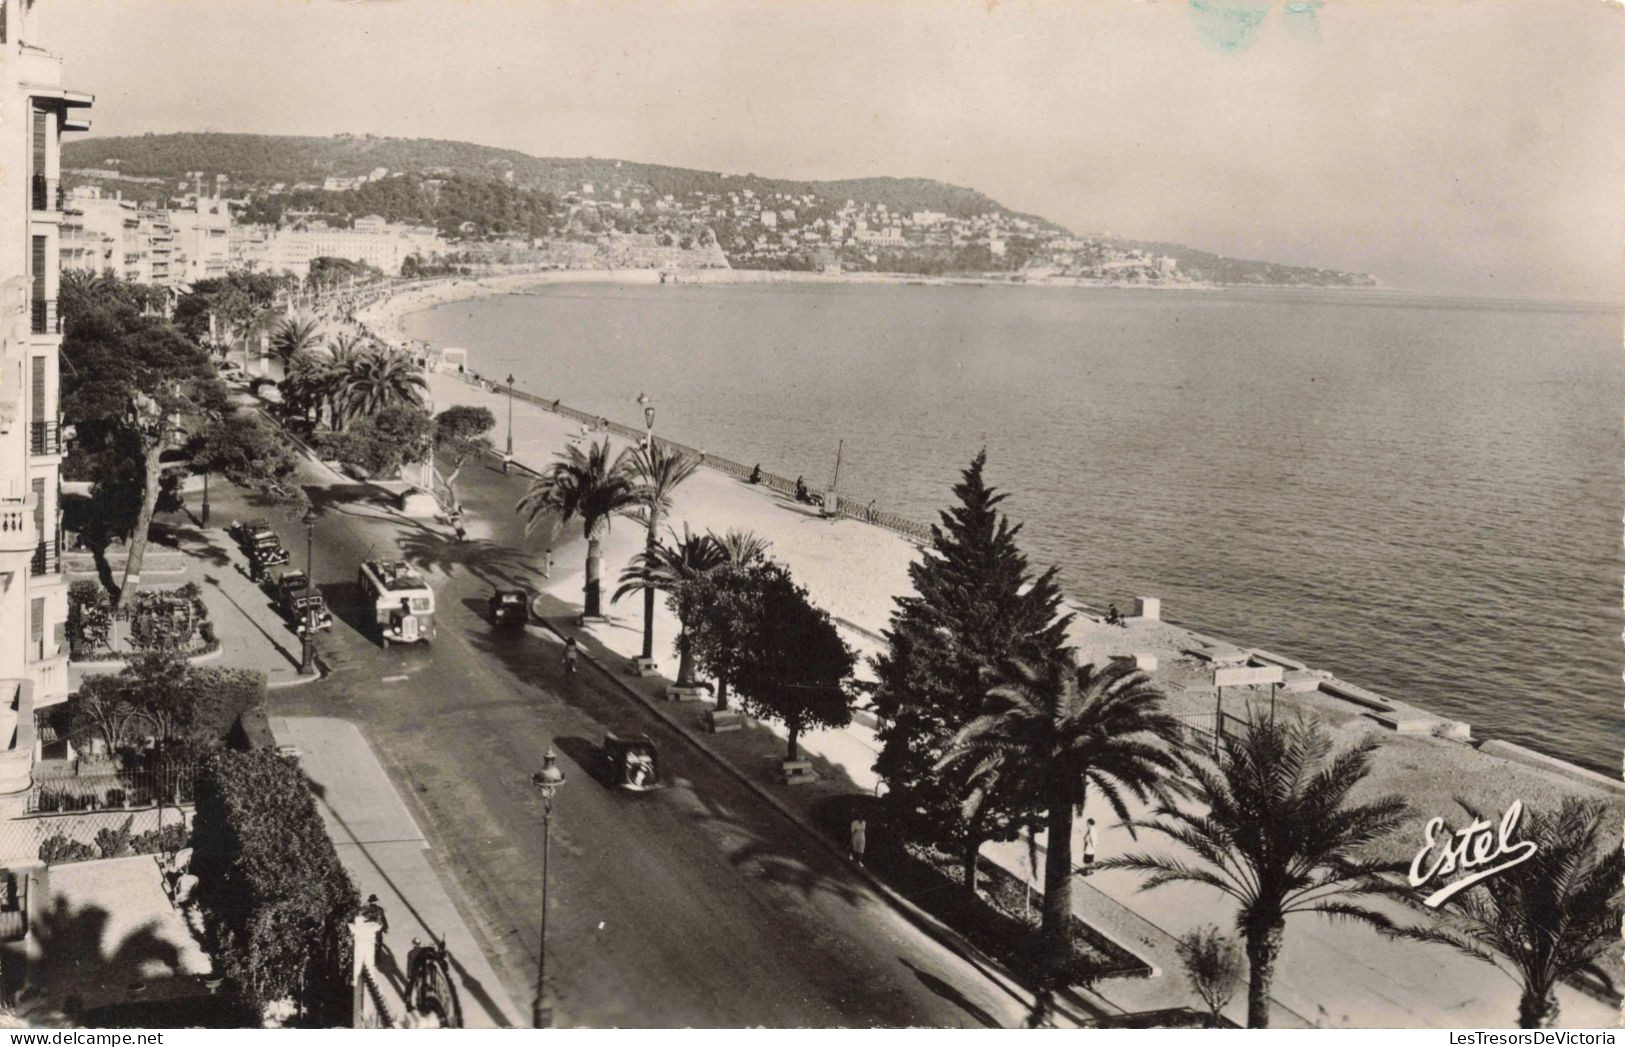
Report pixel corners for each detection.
[191,750,358,1020]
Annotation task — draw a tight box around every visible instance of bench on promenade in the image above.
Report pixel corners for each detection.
[779,760,818,786]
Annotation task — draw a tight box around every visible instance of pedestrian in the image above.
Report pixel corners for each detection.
[563,636,579,674]
[1079,818,1097,876]
[543,547,554,578]
[361,893,391,956]
[849,817,867,866]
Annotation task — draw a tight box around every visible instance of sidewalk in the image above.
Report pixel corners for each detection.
[270,716,526,1030]
[66,509,320,694]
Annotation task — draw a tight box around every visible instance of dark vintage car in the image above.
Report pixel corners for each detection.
[289,594,333,634]
[273,568,309,605]
[248,536,290,570]
[488,589,529,629]
[230,519,273,549]
[603,732,659,791]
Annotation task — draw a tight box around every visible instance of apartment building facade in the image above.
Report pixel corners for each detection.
[0,0,90,811]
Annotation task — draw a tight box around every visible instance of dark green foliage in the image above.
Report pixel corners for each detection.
[191,750,359,1017]
[69,655,263,756]
[941,655,1185,996]
[729,564,856,761]
[172,271,284,344]
[871,451,1071,872]
[187,412,306,507]
[329,403,433,478]
[67,581,113,658]
[1178,926,1246,1026]
[126,585,208,653]
[678,561,768,711]
[38,836,96,865]
[93,817,136,860]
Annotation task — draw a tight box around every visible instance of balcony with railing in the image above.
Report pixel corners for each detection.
[0,506,33,554]
[29,539,58,577]
[29,298,58,336]
[29,420,59,457]
[29,175,60,214]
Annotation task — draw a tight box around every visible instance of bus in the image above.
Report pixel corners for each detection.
[358,559,436,647]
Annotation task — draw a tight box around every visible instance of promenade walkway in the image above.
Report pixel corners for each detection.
[424,368,1619,1029]
[272,717,526,1029]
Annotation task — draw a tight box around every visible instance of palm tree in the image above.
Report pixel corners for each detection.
[938,655,1185,1004]
[343,348,426,421]
[516,438,641,618]
[1105,716,1410,1028]
[1392,797,1624,1028]
[613,524,724,687]
[282,349,330,425]
[711,528,771,568]
[626,442,701,665]
[270,315,323,370]
[321,333,369,429]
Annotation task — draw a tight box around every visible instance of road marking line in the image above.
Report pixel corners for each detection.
[381,674,410,683]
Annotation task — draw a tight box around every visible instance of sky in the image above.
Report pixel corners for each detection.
[34,0,1625,300]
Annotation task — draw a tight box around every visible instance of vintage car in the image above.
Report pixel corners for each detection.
[248,535,290,570]
[488,589,529,629]
[273,568,309,606]
[289,593,333,634]
[603,732,660,792]
[230,518,273,549]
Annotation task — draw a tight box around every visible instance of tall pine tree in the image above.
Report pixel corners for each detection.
[871,450,1072,893]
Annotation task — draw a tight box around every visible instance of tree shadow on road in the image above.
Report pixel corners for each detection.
[898,957,1000,1028]
[396,530,543,593]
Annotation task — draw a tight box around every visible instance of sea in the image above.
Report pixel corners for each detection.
[403,281,1623,773]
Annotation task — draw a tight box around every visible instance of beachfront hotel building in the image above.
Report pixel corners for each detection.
[0,0,90,813]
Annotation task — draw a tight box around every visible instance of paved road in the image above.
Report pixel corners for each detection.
[251,456,1028,1028]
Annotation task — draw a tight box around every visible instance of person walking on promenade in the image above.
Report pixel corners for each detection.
[849,817,867,866]
[1079,818,1098,876]
[361,893,391,957]
[544,547,554,578]
[748,463,762,484]
[563,636,579,675]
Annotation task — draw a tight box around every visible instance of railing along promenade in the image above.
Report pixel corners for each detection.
[454,370,936,547]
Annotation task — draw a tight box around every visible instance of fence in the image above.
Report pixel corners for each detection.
[1174,710,1252,751]
[0,805,193,866]
[468,375,938,547]
[28,763,199,815]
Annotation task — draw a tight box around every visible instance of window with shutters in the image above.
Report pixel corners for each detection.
[29,597,44,661]
[30,237,45,294]
[31,110,46,179]
[30,357,44,424]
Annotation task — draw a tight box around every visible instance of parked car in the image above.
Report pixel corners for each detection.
[603,732,660,792]
[248,536,290,571]
[289,593,333,634]
[230,518,272,548]
[273,568,309,606]
[488,588,529,629]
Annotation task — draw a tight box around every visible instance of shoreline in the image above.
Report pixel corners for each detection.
[363,276,1618,790]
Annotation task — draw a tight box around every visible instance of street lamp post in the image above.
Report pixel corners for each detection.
[643,405,655,452]
[200,468,210,528]
[505,374,516,473]
[300,507,318,675]
[530,750,566,1029]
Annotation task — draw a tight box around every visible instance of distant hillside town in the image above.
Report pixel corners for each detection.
[60,133,1379,288]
